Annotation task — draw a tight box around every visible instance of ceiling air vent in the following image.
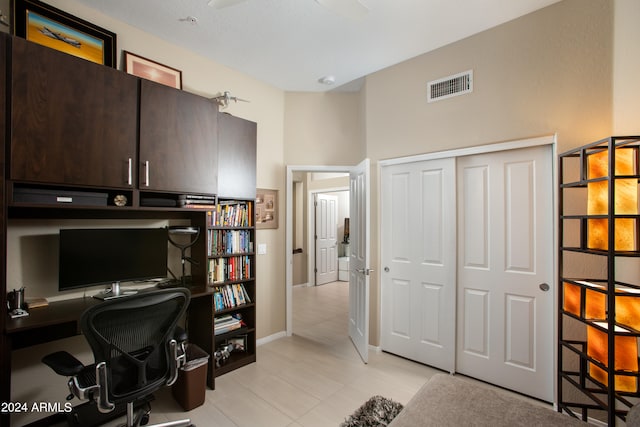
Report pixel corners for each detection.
[427,70,473,103]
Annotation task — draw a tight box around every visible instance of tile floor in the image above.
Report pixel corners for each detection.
[105,281,441,426]
[55,281,550,427]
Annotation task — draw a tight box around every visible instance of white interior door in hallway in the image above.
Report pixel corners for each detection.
[315,193,339,285]
[380,142,554,402]
[349,159,370,363]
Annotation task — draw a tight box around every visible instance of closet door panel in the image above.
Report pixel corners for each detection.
[381,158,456,372]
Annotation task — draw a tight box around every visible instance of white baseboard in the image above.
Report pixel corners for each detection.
[293,283,309,288]
[257,331,287,346]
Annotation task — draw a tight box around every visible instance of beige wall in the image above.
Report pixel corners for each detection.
[365,0,613,160]
[613,0,640,134]
[284,92,365,165]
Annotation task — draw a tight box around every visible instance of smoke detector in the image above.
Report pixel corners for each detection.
[318,75,336,85]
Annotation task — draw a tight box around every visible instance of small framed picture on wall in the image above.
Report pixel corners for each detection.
[255,189,277,229]
[12,0,117,67]
[124,51,182,89]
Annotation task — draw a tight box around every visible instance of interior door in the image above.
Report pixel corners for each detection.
[456,145,553,402]
[315,193,339,285]
[380,158,456,372]
[349,159,370,363]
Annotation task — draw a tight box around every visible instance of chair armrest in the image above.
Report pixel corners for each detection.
[174,326,188,343]
[42,351,84,376]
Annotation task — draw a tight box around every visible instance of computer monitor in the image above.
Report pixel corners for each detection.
[59,228,168,299]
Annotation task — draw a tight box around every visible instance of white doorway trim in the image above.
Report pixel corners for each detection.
[379,134,555,166]
[286,165,354,336]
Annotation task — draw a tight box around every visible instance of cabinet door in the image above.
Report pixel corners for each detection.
[139,80,218,194]
[10,38,137,188]
[0,32,9,415]
[217,113,256,199]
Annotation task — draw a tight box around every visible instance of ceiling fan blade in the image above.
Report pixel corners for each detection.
[207,0,248,9]
[315,0,369,19]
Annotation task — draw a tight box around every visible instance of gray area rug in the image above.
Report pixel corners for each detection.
[340,395,404,427]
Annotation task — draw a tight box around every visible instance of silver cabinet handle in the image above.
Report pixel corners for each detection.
[127,158,132,186]
[144,160,150,187]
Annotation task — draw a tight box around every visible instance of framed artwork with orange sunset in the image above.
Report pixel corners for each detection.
[12,0,116,67]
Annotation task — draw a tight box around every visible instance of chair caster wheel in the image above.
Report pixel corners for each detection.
[140,412,150,425]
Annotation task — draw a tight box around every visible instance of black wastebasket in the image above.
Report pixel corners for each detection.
[172,344,209,411]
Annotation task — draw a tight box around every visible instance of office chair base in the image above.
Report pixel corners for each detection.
[121,400,191,427]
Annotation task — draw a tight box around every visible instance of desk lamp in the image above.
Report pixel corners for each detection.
[168,226,200,286]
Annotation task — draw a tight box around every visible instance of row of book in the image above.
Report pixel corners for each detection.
[214,314,244,336]
[208,256,252,284]
[214,283,252,311]
[208,229,253,256]
[207,202,252,227]
[178,194,217,209]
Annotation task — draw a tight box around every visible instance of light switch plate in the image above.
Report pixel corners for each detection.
[257,243,267,255]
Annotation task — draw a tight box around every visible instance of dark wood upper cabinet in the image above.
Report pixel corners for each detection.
[9,38,138,188]
[139,80,218,195]
[217,112,257,199]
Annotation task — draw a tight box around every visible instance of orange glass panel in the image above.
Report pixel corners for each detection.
[587,149,637,251]
[587,324,638,392]
[617,290,640,331]
[585,287,606,320]
[563,282,581,316]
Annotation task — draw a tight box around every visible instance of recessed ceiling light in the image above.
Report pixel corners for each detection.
[318,75,336,85]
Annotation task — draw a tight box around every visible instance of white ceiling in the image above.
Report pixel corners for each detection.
[75,0,561,92]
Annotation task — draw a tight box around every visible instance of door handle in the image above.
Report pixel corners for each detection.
[357,268,374,276]
[539,283,550,292]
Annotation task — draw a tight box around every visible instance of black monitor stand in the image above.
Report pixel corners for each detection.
[93,282,138,300]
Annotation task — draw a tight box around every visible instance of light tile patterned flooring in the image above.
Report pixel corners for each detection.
[122,281,441,426]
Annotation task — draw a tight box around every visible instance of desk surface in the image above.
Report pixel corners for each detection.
[6,284,211,336]
[5,297,99,335]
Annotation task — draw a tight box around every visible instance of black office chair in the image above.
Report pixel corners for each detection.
[42,288,193,427]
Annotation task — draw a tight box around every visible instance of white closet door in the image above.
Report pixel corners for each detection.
[456,145,553,402]
[380,158,456,372]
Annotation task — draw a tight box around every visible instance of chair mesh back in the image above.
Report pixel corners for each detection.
[80,289,190,403]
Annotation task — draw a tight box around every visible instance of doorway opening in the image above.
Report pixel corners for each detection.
[287,161,371,363]
[289,170,350,342]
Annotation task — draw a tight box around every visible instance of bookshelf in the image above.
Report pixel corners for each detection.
[558,136,640,425]
[207,199,256,380]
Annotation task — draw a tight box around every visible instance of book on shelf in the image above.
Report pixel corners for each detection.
[214,313,245,335]
[207,229,253,256]
[207,202,252,227]
[26,298,49,309]
[208,256,252,284]
[213,283,252,311]
[178,194,217,209]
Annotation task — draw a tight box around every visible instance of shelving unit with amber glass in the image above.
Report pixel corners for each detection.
[559,136,640,426]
